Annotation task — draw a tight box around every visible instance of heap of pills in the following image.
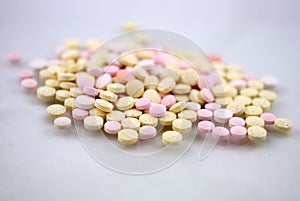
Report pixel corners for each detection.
[16,29,294,146]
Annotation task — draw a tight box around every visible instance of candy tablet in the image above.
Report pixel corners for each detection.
[186,102,201,111]
[157,77,176,94]
[197,109,213,121]
[89,108,106,118]
[107,83,125,93]
[72,108,89,120]
[161,95,177,108]
[200,88,214,103]
[21,78,38,92]
[7,53,22,64]
[55,90,71,102]
[18,69,33,81]
[139,114,158,127]
[159,111,177,126]
[37,86,56,101]
[54,117,72,129]
[139,126,157,139]
[247,80,264,90]
[118,129,138,145]
[204,102,221,111]
[211,127,230,139]
[64,97,76,111]
[226,101,245,116]
[103,121,121,134]
[178,110,197,122]
[121,118,140,131]
[260,75,278,88]
[143,89,161,103]
[245,116,265,128]
[84,116,104,130]
[172,118,192,134]
[244,106,263,117]
[76,95,95,110]
[70,87,83,97]
[172,84,192,95]
[94,99,114,113]
[252,98,271,111]
[274,118,293,132]
[135,97,151,110]
[96,73,112,89]
[99,90,118,102]
[116,96,135,111]
[144,75,159,89]
[83,87,99,97]
[106,111,125,122]
[125,79,144,98]
[198,121,215,133]
[259,90,277,102]
[124,109,143,118]
[30,59,47,70]
[260,113,276,125]
[47,104,66,118]
[213,108,233,123]
[116,69,135,84]
[169,102,186,113]
[247,126,267,142]
[104,65,119,76]
[240,88,258,98]
[229,117,245,127]
[149,104,166,118]
[230,126,247,139]
[162,131,182,145]
[234,95,252,106]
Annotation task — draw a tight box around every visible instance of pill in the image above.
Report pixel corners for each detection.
[96,73,112,89]
[260,75,278,88]
[116,96,135,111]
[18,69,33,81]
[70,87,83,97]
[215,96,233,107]
[84,116,104,130]
[124,109,143,118]
[161,68,180,81]
[161,95,177,108]
[21,78,38,92]
[230,126,247,139]
[144,75,159,89]
[143,89,161,103]
[259,90,277,102]
[83,87,99,97]
[244,105,263,117]
[229,79,246,90]
[247,80,264,91]
[72,108,89,120]
[159,111,177,126]
[212,84,230,97]
[125,79,144,98]
[139,114,158,127]
[64,97,76,111]
[213,108,233,123]
[121,118,140,131]
[139,126,157,139]
[135,97,151,110]
[274,118,293,132]
[175,94,189,103]
[189,89,205,105]
[162,131,182,145]
[89,108,106,118]
[104,65,120,76]
[56,90,71,102]
[7,53,22,64]
[211,126,230,139]
[243,73,257,81]
[208,54,221,62]
[197,109,213,121]
[198,121,215,133]
[247,126,267,141]
[229,117,245,127]
[181,69,199,86]
[104,121,122,134]
[107,83,125,93]
[116,69,135,84]
[39,69,56,81]
[132,66,149,81]
[106,111,125,122]
[234,95,252,106]
[77,77,94,90]
[245,116,265,128]
[45,79,60,89]
[75,95,94,110]
[99,90,118,102]
[169,101,186,113]
[59,82,76,90]
[205,102,221,111]
[260,113,276,125]
[157,77,176,94]
[172,84,192,95]
[186,102,201,111]
[200,88,214,103]
[240,88,258,98]
[47,104,66,118]
[252,98,271,111]
[178,110,197,122]
[122,22,138,31]
[119,54,138,66]
[118,129,139,145]
[94,99,114,113]
[64,39,80,48]
[54,117,72,129]
[149,104,166,118]
[172,118,192,134]
[37,86,56,101]
[30,59,47,70]
[226,101,245,116]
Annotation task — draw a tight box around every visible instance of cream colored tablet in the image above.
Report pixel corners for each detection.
[144,75,159,89]
[94,99,114,113]
[124,109,143,118]
[244,106,263,117]
[178,110,197,122]
[107,83,125,93]
[99,90,118,102]
[212,84,231,97]
[37,86,56,101]
[245,116,265,128]
[139,114,158,127]
[215,96,233,107]
[47,104,66,118]
[132,66,149,81]
[70,87,83,97]
[240,88,259,98]
[259,90,277,102]
[116,96,135,110]
[181,69,199,86]
[172,84,191,95]
[162,131,182,145]
[274,118,293,132]
[89,108,106,118]
[161,68,180,81]
[119,54,138,66]
[84,116,104,130]
[121,118,140,130]
[189,89,205,105]
[172,118,192,134]
[64,97,76,111]
[252,98,271,111]
[58,73,76,81]
[106,111,125,122]
[247,126,267,142]
[234,95,252,106]
[159,111,177,126]
[157,77,176,94]
[56,90,71,102]
[143,89,161,103]
[118,129,138,145]
[226,101,245,116]
[59,81,76,90]
[45,79,60,89]
[125,79,144,98]
[247,80,264,91]
[169,101,187,113]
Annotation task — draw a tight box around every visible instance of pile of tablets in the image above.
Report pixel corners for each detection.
[14,26,293,146]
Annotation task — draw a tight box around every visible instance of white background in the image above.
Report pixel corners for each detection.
[0,0,300,200]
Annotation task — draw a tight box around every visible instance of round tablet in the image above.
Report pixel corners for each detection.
[118,129,138,145]
[135,97,151,110]
[244,106,263,117]
[159,111,176,126]
[139,114,158,127]
[84,116,104,130]
[169,102,186,113]
[245,116,265,128]
[70,87,83,97]
[106,111,125,122]
[230,126,247,139]
[54,117,71,129]
[214,108,233,123]
[161,95,177,108]
[18,69,33,81]
[72,108,89,120]
[200,88,214,103]
[121,118,140,131]
[229,117,245,127]
[116,96,135,111]
[104,65,120,76]
[76,95,95,110]
[252,98,271,111]
[274,118,293,132]
[198,121,215,134]
[178,110,197,122]
[139,126,157,139]
[197,109,213,121]
[172,118,192,134]
[21,78,38,92]
[211,127,230,139]
[247,126,267,141]
[64,97,76,111]
[55,90,71,102]
[94,99,114,113]
[260,113,276,125]
[83,87,99,97]
[260,75,278,88]
[205,102,221,111]
[226,101,245,116]
[162,131,182,145]
[149,104,166,118]
[37,86,56,101]
[30,58,47,70]
[125,79,144,98]
[143,89,161,103]
[99,90,118,102]
[157,77,176,94]
[124,109,143,118]
[259,90,277,102]
[47,104,66,118]
[96,73,112,89]
[7,53,22,64]
[77,76,94,89]
[104,121,122,134]
[107,83,125,93]
[186,102,201,111]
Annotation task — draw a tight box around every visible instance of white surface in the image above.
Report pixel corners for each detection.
[1,0,300,200]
